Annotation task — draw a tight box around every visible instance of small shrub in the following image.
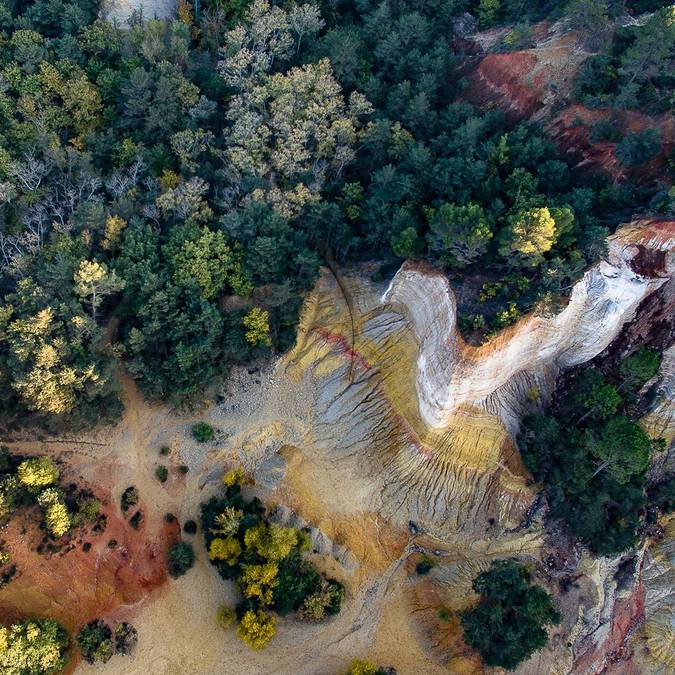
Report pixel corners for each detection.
[346,660,389,675]
[160,446,171,456]
[121,486,139,512]
[416,554,436,575]
[438,607,451,621]
[216,604,236,628]
[129,511,142,529]
[178,465,189,474]
[167,541,195,578]
[155,466,169,483]
[222,466,248,487]
[77,620,114,664]
[236,609,276,650]
[165,513,176,523]
[114,622,138,655]
[192,422,215,443]
[183,519,197,534]
[77,619,137,663]
[300,580,344,622]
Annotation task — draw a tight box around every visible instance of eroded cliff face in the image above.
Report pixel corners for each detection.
[643,344,675,449]
[384,219,675,432]
[461,21,675,186]
[634,516,675,674]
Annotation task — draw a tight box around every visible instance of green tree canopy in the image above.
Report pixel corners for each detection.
[461,560,561,670]
[427,202,493,268]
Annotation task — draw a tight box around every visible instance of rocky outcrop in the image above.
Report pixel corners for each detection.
[383,219,675,431]
[104,0,174,23]
[462,21,587,123]
[642,344,675,450]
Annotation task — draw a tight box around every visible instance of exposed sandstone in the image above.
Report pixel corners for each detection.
[383,219,675,431]
[104,0,174,23]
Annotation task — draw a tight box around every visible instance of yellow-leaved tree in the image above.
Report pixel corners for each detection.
[242,307,272,347]
[0,618,69,674]
[44,502,71,537]
[236,610,276,650]
[7,306,101,416]
[17,456,59,489]
[208,537,241,565]
[239,562,279,604]
[73,259,125,322]
[243,522,298,562]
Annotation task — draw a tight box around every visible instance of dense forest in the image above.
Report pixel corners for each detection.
[0,0,671,431]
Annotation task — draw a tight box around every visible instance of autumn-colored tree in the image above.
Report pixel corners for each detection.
[74,260,125,321]
[44,502,71,537]
[101,216,128,252]
[244,522,299,562]
[0,619,69,675]
[209,537,241,565]
[6,304,103,416]
[500,207,557,265]
[239,562,279,604]
[17,456,59,489]
[211,506,243,537]
[236,610,276,650]
[242,307,271,347]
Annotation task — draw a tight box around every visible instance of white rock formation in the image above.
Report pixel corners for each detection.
[383,220,675,429]
[643,344,675,450]
[104,0,175,23]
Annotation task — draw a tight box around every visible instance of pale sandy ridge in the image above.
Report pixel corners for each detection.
[104,0,175,23]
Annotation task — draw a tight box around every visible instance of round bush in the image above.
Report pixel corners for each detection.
[192,422,215,443]
[167,541,195,578]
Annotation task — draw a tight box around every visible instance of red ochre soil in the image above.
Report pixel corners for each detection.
[548,105,675,186]
[572,569,646,675]
[461,30,674,187]
[0,477,178,643]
